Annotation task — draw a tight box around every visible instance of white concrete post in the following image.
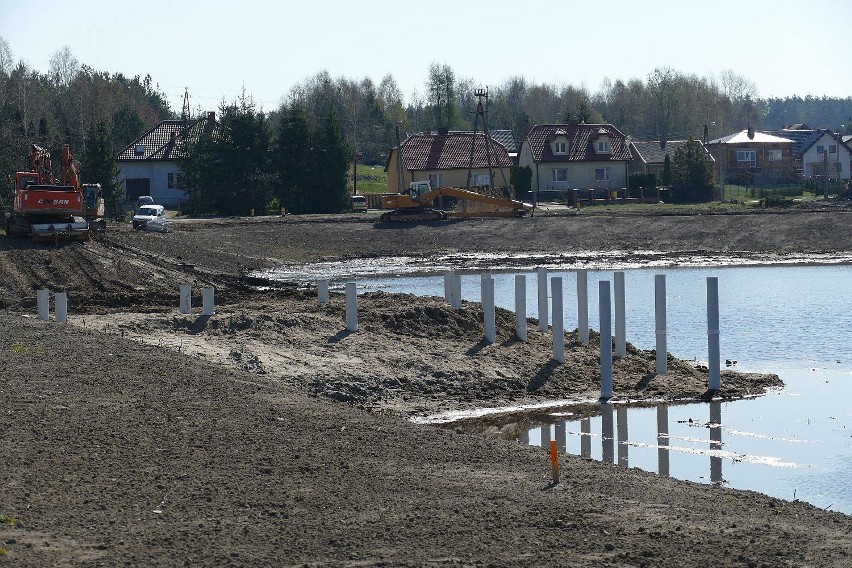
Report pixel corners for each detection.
[707,276,721,391]
[482,274,496,344]
[515,274,527,341]
[599,280,613,400]
[37,289,49,321]
[443,271,454,304]
[617,405,628,467]
[451,273,462,309]
[55,292,68,323]
[577,269,589,344]
[179,284,192,315]
[657,404,670,477]
[551,277,564,363]
[537,267,548,331]
[655,274,667,375]
[614,271,626,357]
[317,280,329,304]
[202,287,215,316]
[345,282,358,332]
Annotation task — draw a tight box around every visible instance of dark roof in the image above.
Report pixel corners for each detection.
[763,129,822,158]
[797,129,848,155]
[117,114,226,161]
[522,123,631,163]
[630,139,714,164]
[396,132,513,171]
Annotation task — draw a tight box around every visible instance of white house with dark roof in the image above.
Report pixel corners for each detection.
[798,130,851,180]
[116,111,224,207]
[517,123,631,196]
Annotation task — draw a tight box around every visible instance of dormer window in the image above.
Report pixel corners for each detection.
[555,141,567,154]
[596,139,611,154]
[134,144,145,156]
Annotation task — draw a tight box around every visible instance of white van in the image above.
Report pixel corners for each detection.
[351,195,368,212]
[132,204,166,229]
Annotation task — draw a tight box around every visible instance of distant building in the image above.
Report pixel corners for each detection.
[116,112,225,207]
[705,130,794,185]
[629,139,714,181]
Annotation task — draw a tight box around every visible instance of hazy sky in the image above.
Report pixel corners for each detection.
[2,0,850,113]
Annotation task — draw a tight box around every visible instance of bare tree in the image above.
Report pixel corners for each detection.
[49,45,80,88]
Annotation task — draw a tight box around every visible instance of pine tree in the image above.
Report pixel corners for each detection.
[81,120,120,215]
[670,138,714,202]
[272,102,311,214]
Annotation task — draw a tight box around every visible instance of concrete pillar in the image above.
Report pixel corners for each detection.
[37,289,49,321]
[451,273,462,309]
[707,277,721,391]
[537,267,548,332]
[551,277,564,363]
[655,274,667,375]
[202,287,215,316]
[317,280,329,304]
[443,271,454,305]
[345,282,358,332]
[599,280,613,400]
[614,271,626,357]
[577,269,589,344]
[482,274,496,344]
[515,274,527,341]
[55,292,67,323]
[179,284,191,315]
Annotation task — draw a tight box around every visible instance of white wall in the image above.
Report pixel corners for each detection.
[117,161,189,206]
[802,133,851,180]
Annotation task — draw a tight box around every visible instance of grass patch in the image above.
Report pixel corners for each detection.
[350,165,388,195]
[0,514,17,526]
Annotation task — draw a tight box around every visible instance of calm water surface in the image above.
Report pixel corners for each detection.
[355,265,852,514]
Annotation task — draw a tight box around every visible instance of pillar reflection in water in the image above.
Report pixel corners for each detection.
[555,421,567,453]
[540,425,550,449]
[520,426,530,446]
[580,418,591,459]
[601,403,615,463]
[710,401,723,485]
[617,406,628,467]
[656,404,670,477]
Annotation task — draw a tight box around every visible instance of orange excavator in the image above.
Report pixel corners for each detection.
[5,144,104,241]
[380,181,532,222]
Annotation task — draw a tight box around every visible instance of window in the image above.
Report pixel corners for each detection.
[427,173,442,188]
[134,144,145,156]
[768,149,782,162]
[554,141,567,154]
[552,169,568,182]
[473,173,491,187]
[596,140,611,153]
[594,168,609,181]
[736,150,756,166]
[829,145,837,154]
[167,173,175,188]
[817,145,825,154]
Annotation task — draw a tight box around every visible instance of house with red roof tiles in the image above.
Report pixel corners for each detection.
[517,123,631,197]
[385,130,513,193]
[116,111,225,207]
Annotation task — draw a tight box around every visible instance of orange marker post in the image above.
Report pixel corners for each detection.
[549,440,559,484]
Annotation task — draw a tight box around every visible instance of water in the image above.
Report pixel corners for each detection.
[354,265,852,514]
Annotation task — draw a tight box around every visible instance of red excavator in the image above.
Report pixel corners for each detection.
[5,144,104,241]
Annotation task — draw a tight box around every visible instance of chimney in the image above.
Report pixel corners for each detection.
[438,127,449,136]
[170,131,176,143]
[207,111,216,123]
[747,126,755,139]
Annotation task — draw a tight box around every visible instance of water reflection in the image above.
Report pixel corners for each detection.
[526,401,728,486]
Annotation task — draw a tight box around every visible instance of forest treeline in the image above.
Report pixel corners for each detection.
[1,37,850,189]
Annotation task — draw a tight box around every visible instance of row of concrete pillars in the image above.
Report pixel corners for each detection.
[317,269,723,399]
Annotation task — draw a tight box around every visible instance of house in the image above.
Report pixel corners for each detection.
[516,123,631,198]
[116,111,225,207]
[704,129,794,185]
[384,129,513,193]
[797,130,851,180]
[629,139,715,181]
[763,127,824,175]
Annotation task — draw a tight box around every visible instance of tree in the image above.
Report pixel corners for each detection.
[662,154,672,186]
[306,103,350,214]
[272,101,311,213]
[426,62,459,131]
[112,106,145,151]
[48,46,80,88]
[670,138,714,202]
[81,120,121,216]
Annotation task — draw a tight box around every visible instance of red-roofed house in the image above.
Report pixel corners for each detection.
[116,111,226,206]
[517,123,631,197]
[385,130,513,193]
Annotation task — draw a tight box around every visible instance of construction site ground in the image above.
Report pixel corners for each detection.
[2,205,852,566]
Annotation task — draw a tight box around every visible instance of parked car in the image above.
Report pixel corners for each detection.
[132,204,166,230]
[136,195,155,209]
[352,195,368,212]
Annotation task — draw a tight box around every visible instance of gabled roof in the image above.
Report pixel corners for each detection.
[798,129,849,155]
[394,132,512,171]
[763,128,822,158]
[630,139,714,164]
[707,130,793,145]
[117,114,226,161]
[522,123,631,162]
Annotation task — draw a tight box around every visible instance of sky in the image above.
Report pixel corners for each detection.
[2,0,851,114]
